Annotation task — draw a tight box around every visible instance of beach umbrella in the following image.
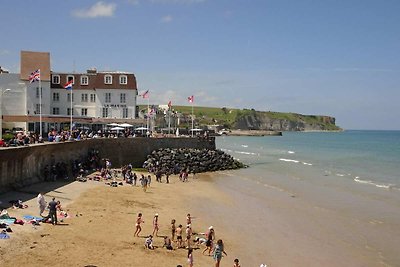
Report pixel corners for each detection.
[120,123,133,128]
[135,127,148,131]
[107,123,120,127]
[110,127,124,131]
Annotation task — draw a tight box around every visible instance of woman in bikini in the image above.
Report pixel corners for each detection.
[134,213,144,237]
[152,214,159,237]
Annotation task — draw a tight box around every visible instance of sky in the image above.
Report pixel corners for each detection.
[1,0,400,130]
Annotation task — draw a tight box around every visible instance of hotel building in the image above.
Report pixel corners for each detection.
[0,51,142,135]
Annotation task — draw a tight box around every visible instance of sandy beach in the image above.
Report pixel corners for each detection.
[0,172,239,267]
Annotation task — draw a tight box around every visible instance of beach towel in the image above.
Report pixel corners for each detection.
[0,232,10,239]
[0,219,15,225]
[23,215,43,221]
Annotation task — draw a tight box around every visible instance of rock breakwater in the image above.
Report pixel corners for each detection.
[143,148,246,173]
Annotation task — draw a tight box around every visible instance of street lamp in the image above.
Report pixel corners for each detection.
[0,88,11,141]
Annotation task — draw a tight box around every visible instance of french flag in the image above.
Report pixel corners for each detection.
[64,80,73,90]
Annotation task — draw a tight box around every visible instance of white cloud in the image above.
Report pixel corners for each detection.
[72,2,117,18]
[161,15,173,23]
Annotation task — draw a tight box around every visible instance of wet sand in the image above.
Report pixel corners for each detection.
[0,173,238,267]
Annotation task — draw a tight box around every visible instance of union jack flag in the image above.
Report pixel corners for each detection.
[141,90,149,99]
[188,95,194,103]
[28,69,40,83]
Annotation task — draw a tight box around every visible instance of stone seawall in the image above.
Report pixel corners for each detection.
[0,137,215,192]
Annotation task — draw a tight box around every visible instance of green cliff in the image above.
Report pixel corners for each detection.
[144,106,342,131]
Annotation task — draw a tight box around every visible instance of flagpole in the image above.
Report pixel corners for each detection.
[191,101,194,137]
[70,87,73,132]
[147,96,149,134]
[39,76,42,138]
[168,109,171,135]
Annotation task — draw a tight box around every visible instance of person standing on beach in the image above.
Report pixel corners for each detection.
[152,213,159,237]
[37,192,46,217]
[42,197,58,225]
[203,226,215,256]
[187,248,194,267]
[186,213,192,226]
[213,239,227,267]
[186,224,193,249]
[147,175,152,187]
[140,175,148,192]
[176,224,183,248]
[134,213,144,237]
[171,219,176,241]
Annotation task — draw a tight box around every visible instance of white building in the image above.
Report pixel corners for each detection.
[0,51,142,135]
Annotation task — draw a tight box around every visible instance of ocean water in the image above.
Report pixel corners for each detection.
[218,130,400,191]
[196,131,400,267]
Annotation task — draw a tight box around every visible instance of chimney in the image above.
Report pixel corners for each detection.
[87,67,97,74]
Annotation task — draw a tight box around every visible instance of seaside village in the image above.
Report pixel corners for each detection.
[0,51,252,267]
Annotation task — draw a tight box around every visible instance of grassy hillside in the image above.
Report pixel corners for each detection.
[139,105,341,131]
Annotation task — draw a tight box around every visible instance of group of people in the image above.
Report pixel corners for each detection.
[37,192,65,225]
[134,212,230,267]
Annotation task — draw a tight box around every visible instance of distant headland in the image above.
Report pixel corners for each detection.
[146,105,342,132]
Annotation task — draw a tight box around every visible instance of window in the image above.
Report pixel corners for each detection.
[67,93,74,102]
[52,75,60,84]
[120,93,126,103]
[104,75,112,84]
[122,108,128,118]
[53,92,59,102]
[36,87,42,98]
[35,104,41,114]
[105,93,111,103]
[81,93,88,102]
[81,75,89,85]
[52,107,60,115]
[119,75,127,85]
[90,94,96,102]
[102,108,109,118]
[81,108,88,116]
[67,108,74,115]
[66,75,75,84]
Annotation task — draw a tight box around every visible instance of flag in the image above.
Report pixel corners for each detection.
[188,95,194,103]
[64,80,73,90]
[28,69,40,83]
[148,106,155,116]
[168,101,172,109]
[141,90,149,98]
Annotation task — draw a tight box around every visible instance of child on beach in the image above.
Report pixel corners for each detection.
[145,235,154,250]
[187,248,194,267]
[233,258,241,267]
[134,213,144,237]
[152,214,159,237]
[163,236,173,250]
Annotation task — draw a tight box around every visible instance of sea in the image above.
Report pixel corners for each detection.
[195,130,400,267]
